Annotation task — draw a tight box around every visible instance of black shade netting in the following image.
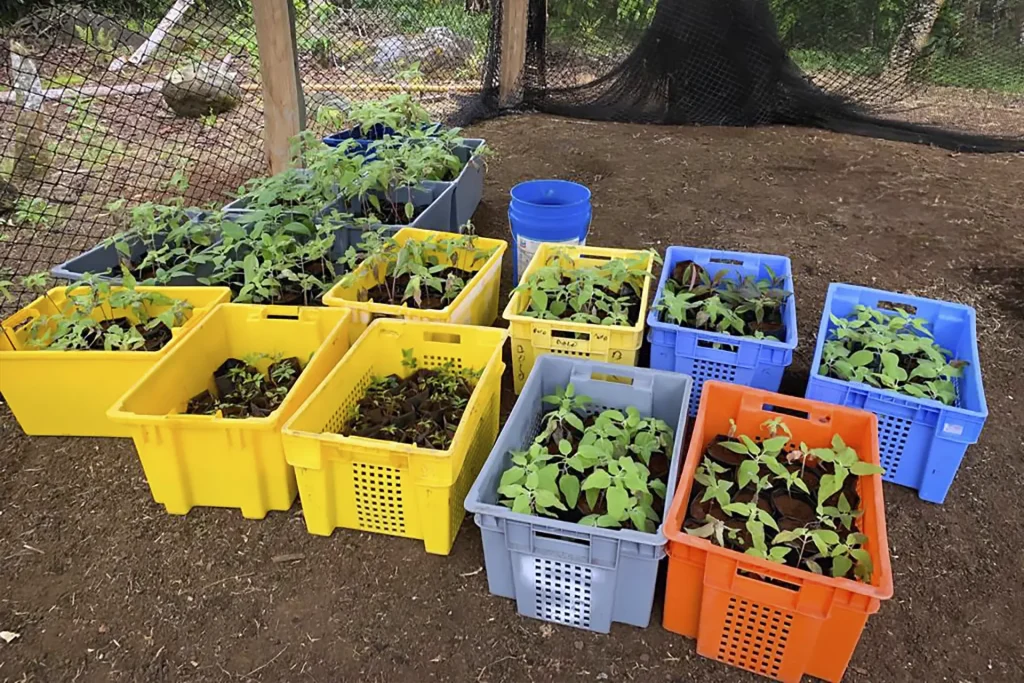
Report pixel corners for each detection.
[460,0,1024,153]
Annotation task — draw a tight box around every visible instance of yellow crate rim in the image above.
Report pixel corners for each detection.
[283,318,508,465]
[320,227,507,319]
[0,285,231,359]
[107,304,353,429]
[502,243,656,337]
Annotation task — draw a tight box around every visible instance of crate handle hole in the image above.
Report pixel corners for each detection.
[761,404,831,424]
[877,300,917,315]
[738,568,801,591]
[424,331,461,344]
[697,339,739,353]
[535,530,591,547]
[590,371,633,386]
[266,313,300,320]
[551,329,590,342]
[710,257,744,266]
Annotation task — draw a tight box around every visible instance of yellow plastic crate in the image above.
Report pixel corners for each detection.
[320,227,507,339]
[0,285,230,437]
[282,319,507,555]
[107,305,353,519]
[502,244,655,393]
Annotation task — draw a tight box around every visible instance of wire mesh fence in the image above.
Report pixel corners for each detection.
[0,0,1020,308]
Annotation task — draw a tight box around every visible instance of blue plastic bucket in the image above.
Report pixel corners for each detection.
[508,180,592,281]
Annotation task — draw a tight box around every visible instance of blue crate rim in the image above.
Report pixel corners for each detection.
[809,282,988,418]
[465,355,692,548]
[645,245,799,350]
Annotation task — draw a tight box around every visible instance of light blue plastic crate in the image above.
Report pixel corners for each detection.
[646,246,797,417]
[806,283,988,504]
[464,356,692,634]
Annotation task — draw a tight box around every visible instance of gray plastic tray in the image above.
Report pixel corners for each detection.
[464,356,693,633]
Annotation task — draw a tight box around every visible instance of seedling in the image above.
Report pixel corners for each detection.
[683,417,882,582]
[513,250,656,326]
[655,260,791,339]
[338,350,481,449]
[340,228,496,309]
[497,384,674,533]
[14,270,192,353]
[819,304,966,406]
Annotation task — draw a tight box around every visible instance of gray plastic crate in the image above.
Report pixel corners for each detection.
[51,210,219,284]
[450,139,485,230]
[464,356,693,633]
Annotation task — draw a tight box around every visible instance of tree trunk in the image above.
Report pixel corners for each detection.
[886,0,947,84]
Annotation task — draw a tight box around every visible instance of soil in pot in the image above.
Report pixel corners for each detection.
[339,365,477,450]
[770,489,817,531]
[704,435,747,469]
[185,355,305,419]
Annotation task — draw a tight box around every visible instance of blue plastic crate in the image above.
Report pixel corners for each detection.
[464,356,692,634]
[646,246,797,417]
[806,283,988,504]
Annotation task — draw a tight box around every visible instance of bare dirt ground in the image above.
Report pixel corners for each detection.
[2,115,1024,683]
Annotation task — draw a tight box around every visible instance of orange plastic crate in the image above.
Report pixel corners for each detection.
[662,381,893,683]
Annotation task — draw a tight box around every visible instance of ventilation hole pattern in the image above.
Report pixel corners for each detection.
[877,413,912,482]
[533,558,593,628]
[324,367,375,433]
[549,346,589,358]
[716,597,793,677]
[421,354,463,371]
[352,463,406,535]
[688,359,738,416]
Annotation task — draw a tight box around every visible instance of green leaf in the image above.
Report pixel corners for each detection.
[720,440,749,455]
[768,546,791,563]
[534,489,567,511]
[596,514,621,528]
[564,412,585,432]
[512,493,531,515]
[818,473,843,506]
[606,485,630,519]
[764,457,788,478]
[582,469,612,490]
[579,514,599,527]
[499,467,525,488]
[585,487,599,510]
[630,508,650,532]
[832,555,854,579]
[737,460,760,489]
[805,559,823,575]
[530,289,549,312]
[772,529,804,544]
[722,502,751,516]
[559,474,581,509]
[558,439,573,456]
[537,464,560,492]
[762,436,789,453]
[848,350,874,367]
[850,461,884,476]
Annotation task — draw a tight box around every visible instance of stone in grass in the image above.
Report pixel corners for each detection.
[372,27,474,75]
[162,61,241,119]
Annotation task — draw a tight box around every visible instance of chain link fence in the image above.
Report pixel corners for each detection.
[1,0,1020,308]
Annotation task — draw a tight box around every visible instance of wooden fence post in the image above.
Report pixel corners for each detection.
[252,0,304,174]
[499,0,529,105]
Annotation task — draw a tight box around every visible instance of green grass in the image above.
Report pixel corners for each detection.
[928,53,1024,94]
